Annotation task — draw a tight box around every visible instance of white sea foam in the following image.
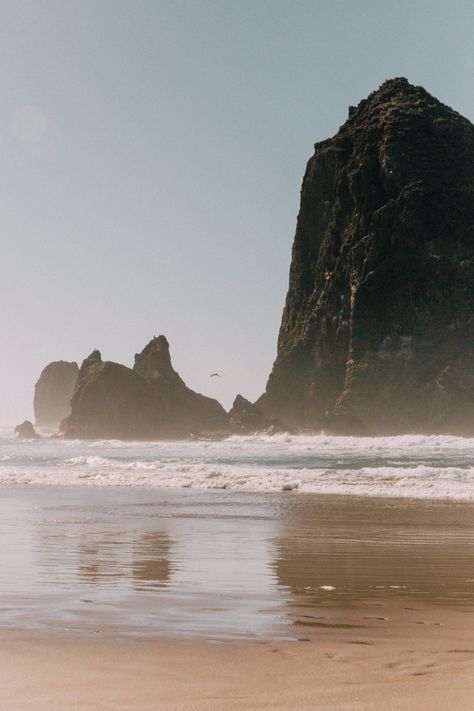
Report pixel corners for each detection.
[1,428,474,499]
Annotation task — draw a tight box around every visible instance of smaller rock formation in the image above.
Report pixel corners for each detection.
[228,395,288,435]
[229,395,267,434]
[34,361,79,428]
[62,337,229,439]
[15,420,39,438]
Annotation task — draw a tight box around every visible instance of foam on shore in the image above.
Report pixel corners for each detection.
[2,428,474,499]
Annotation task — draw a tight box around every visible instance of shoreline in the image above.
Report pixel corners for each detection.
[3,602,474,710]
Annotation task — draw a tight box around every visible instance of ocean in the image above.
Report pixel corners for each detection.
[2,427,474,499]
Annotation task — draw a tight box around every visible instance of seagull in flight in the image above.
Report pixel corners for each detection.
[210,373,220,377]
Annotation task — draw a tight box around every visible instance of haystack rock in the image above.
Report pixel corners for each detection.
[259,78,474,435]
[34,361,79,428]
[61,336,228,439]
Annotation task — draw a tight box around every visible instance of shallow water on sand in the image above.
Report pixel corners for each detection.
[1,485,474,639]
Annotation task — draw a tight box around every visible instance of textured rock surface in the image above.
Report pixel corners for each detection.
[62,337,228,439]
[34,361,79,428]
[259,78,474,434]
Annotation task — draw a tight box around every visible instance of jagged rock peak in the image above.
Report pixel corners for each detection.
[229,394,263,418]
[133,335,184,385]
[61,335,228,439]
[342,77,467,130]
[85,350,102,363]
[228,395,288,435]
[232,394,255,410]
[228,394,266,434]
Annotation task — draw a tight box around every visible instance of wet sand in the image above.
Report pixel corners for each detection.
[1,486,474,708]
[3,606,474,711]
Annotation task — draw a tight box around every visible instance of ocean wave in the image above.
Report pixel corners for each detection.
[0,460,474,500]
[2,431,474,499]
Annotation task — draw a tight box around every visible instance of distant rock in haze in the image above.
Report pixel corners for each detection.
[61,336,228,439]
[259,78,474,434]
[15,420,39,439]
[34,361,79,428]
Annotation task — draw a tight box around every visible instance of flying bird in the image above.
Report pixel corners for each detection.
[210,373,220,377]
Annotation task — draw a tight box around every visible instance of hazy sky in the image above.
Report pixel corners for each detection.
[1,0,474,424]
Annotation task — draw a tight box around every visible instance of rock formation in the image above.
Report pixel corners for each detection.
[133,335,184,384]
[61,336,228,439]
[228,395,287,435]
[34,361,79,428]
[15,420,39,438]
[259,78,474,435]
[229,395,267,434]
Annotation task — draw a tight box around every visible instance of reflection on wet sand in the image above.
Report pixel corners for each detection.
[36,529,175,589]
[21,489,283,637]
[274,496,474,608]
[1,487,474,638]
[132,532,173,589]
[77,537,126,583]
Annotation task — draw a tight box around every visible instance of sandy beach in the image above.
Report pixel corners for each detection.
[3,603,474,711]
[1,482,474,709]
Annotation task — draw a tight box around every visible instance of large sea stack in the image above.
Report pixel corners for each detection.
[259,78,474,435]
[34,361,79,428]
[61,336,228,439]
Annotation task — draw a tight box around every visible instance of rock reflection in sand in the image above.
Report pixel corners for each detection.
[1,487,474,638]
[74,532,173,589]
[4,487,285,637]
[132,532,173,589]
[273,495,474,608]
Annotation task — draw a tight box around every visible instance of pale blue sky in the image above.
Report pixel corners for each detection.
[1,0,473,424]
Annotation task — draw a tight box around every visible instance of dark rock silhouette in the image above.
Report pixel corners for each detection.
[61,337,228,439]
[259,78,474,434]
[15,420,39,439]
[34,361,79,428]
[229,395,267,434]
[133,335,184,385]
[229,395,287,435]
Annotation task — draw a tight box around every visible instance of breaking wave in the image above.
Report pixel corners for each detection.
[1,427,474,500]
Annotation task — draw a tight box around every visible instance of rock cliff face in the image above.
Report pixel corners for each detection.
[259,78,474,434]
[61,337,228,439]
[34,361,79,428]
